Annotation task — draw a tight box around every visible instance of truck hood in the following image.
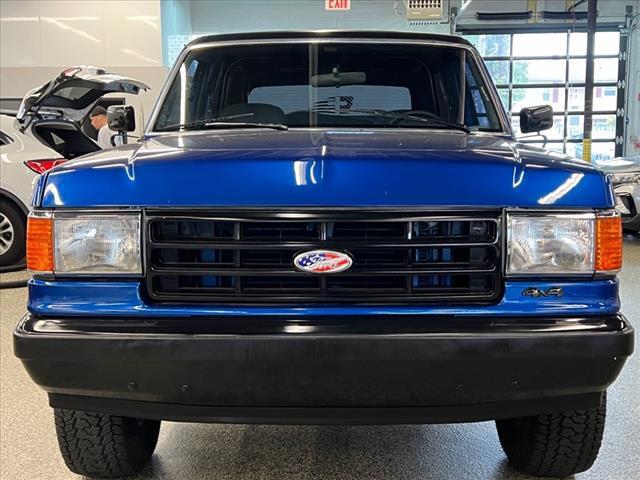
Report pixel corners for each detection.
[39,129,613,208]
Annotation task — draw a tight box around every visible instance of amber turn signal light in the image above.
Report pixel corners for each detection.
[595,215,622,272]
[26,214,54,272]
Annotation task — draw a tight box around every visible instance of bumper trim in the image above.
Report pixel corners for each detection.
[15,314,633,424]
[49,392,605,425]
[15,313,629,337]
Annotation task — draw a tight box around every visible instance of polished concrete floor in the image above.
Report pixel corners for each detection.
[1,238,639,480]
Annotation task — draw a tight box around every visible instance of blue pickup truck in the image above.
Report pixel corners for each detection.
[14,31,633,479]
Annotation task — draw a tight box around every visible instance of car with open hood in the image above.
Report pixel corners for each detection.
[14,32,633,479]
[0,67,148,265]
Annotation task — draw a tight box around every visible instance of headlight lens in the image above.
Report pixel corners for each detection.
[610,173,640,186]
[53,213,141,275]
[506,214,595,275]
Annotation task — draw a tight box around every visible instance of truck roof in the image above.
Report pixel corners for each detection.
[187,30,473,48]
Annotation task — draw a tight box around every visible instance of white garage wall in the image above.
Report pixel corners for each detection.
[189,0,443,34]
[0,0,168,131]
[163,0,456,66]
[186,0,637,34]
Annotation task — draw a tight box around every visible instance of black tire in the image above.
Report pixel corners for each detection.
[0,198,26,267]
[496,393,606,478]
[54,409,160,478]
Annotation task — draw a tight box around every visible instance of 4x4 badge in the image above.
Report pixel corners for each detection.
[521,287,564,298]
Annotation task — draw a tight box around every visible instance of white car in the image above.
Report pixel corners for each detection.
[0,66,148,266]
[0,114,63,265]
[595,155,640,234]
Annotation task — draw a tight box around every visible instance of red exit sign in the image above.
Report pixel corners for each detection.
[325,0,350,10]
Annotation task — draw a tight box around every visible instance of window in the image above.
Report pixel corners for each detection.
[154,42,503,132]
[465,60,497,129]
[466,31,621,159]
[249,85,412,114]
[53,86,93,101]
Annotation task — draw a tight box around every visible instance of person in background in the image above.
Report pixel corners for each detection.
[90,106,123,149]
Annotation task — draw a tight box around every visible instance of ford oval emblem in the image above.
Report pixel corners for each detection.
[293,250,353,274]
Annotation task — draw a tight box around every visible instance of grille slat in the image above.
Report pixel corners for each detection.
[147,240,499,249]
[145,210,501,304]
[149,266,498,276]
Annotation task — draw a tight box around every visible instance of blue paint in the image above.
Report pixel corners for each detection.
[39,130,613,209]
[29,36,620,321]
[32,130,619,320]
[28,278,619,317]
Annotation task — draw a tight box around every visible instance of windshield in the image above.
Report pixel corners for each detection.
[153,42,504,132]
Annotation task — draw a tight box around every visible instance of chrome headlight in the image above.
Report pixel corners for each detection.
[506,212,622,275]
[27,211,142,275]
[609,173,640,186]
[54,213,142,274]
[507,213,595,275]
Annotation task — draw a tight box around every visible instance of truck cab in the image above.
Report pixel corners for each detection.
[15,31,633,479]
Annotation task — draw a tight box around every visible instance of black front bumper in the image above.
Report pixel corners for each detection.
[14,314,634,424]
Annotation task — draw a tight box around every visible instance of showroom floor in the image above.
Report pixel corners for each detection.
[1,238,638,480]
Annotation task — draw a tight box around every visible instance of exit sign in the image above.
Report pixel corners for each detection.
[325,0,350,10]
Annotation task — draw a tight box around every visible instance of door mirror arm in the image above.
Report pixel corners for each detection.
[516,132,549,147]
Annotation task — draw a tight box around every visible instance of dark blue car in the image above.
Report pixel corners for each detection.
[14,31,633,479]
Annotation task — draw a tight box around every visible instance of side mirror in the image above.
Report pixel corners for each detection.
[107,105,136,132]
[519,105,553,133]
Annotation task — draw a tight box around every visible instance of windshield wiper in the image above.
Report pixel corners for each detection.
[156,117,288,132]
[342,109,470,133]
[203,121,288,130]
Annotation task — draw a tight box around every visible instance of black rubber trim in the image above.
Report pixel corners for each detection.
[476,11,533,21]
[49,392,605,425]
[187,30,474,48]
[15,314,633,424]
[16,314,629,336]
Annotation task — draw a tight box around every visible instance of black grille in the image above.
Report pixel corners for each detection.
[145,210,502,304]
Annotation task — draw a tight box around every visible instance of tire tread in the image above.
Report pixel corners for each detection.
[496,393,606,477]
[54,408,159,478]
